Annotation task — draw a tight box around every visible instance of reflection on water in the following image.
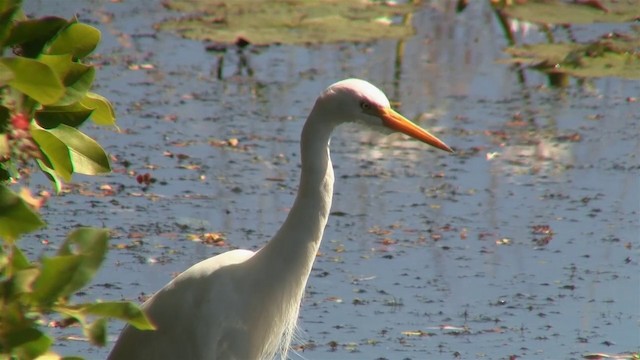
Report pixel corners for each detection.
[23,0,640,359]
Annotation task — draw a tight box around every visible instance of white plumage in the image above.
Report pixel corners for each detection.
[107,79,452,360]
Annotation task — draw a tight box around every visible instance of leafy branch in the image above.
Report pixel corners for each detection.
[0,1,154,358]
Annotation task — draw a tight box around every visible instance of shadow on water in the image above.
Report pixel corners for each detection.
[22,0,639,359]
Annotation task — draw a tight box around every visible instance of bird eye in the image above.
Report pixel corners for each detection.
[360,102,371,110]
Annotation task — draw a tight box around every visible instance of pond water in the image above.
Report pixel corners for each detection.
[23,1,639,359]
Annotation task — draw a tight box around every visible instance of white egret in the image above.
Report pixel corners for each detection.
[107,78,453,360]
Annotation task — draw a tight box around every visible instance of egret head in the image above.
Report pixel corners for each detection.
[316,79,453,153]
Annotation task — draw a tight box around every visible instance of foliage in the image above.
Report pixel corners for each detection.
[0,1,154,359]
[158,0,416,45]
[489,0,640,82]
[0,222,154,359]
[503,38,640,80]
[496,0,640,24]
[0,0,115,191]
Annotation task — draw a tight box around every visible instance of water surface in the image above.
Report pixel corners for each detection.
[23,1,640,359]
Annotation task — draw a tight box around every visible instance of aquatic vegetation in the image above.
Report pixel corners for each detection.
[157,0,417,45]
[492,0,640,81]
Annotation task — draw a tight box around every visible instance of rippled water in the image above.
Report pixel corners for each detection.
[23,1,639,359]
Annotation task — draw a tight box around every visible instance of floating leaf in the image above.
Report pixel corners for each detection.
[0,57,64,104]
[503,40,640,79]
[0,184,45,241]
[158,0,416,45]
[500,0,640,25]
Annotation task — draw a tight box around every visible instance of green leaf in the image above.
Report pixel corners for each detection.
[10,244,31,270]
[0,184,45,241]
[31,255,82,304]
[31,126,73,181]
[10,267,40,296]
[0,104,9,132]
[4,327,52,359]
[36,102,94,128]
[47,22,101,58]
[56,301,155,338]
[86,318,107,346]
[5,16,68,58]
[0,164,9,182]
[0,0,21,13]
[0,60,14,84]
[57,227,109,258]
[82,302,155,330]
[0,2,20,47]
[45,124,111,175]
[55,227,109,297]
[38,54,96,106]
[35,159,63,193]
[0,133,9,159]
[0,57,65,104]
[81,92,117,126]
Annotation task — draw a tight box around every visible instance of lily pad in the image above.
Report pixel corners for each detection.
[500,0,640,25]
[502,36,640,79]
[157,0,416,45]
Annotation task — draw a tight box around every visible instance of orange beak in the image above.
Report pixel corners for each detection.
[379,107,453,153]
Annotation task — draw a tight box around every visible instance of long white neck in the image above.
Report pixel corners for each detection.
[244,108,335,358]
[252,109,335,276]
